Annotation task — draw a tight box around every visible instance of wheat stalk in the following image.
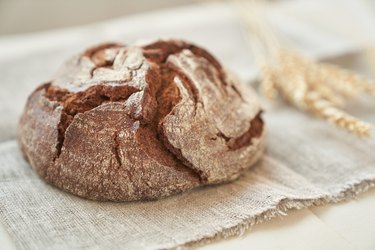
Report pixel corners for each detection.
[236,0,374,137]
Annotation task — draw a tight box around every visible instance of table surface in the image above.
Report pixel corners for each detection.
[1,188,374,250]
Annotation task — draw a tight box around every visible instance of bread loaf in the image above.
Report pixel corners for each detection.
[18,39,265,201]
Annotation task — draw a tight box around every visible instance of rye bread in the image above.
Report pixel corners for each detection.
[17,39,265,201]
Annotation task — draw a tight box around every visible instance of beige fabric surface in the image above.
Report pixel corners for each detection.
[0,1,375,249]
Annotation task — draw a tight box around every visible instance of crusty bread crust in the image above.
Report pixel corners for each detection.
[18,40,265,201]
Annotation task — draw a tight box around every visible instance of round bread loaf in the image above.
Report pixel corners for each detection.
[18,40,265,201]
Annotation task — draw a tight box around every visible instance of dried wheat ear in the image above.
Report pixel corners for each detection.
[237,0,375,137]
[261,49,375,137]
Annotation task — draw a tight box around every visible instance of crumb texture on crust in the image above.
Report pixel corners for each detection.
[17,39,265,201]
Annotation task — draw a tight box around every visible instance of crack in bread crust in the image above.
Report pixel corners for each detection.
[43,83,140,159]
[144,41,264,172]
